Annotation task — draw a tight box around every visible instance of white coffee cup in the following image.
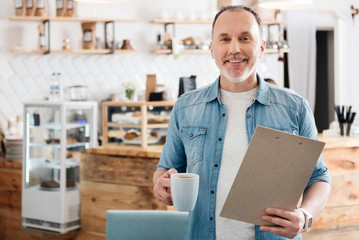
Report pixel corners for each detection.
[170,173,199,212]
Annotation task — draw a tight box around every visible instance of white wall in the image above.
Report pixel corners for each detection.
[313,0,359,112]
[0,0,283,123]
[0,0,358,124]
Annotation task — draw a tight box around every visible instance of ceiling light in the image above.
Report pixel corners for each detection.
[75,0,126,3]
[258,0,313,9]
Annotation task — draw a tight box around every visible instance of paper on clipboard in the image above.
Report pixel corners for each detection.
[219,126,325,226]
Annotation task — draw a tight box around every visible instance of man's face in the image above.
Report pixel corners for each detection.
[210,10,265,83]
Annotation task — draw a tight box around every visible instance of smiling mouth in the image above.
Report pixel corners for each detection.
[224,59,247,63]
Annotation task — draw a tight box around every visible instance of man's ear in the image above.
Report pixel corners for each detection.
[260,40,266,59]
[210,42,214,59]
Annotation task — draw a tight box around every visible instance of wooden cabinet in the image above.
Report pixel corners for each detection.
[9,16,138,54]
[102,101,175,149]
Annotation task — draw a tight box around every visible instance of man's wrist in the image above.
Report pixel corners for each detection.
[297,208,313,232]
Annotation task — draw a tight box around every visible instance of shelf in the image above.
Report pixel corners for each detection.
[10,16,137,55]
[10,16,138,22]
[152,48,289,54]
[68,142,90,148]
[103,101,176,107]
[51,49,137,54]
[107,123,140,128]
[29,142,90,148]
[148,123,169,128]
[12,49,137,54]
[10,16,49,21]
[11,48,47,54]
[107,123,169,129]
[150,19,212,24]
[264,48,290,53]
[66,123,89,129]
[262,19,288,25]
[49,17,138,22]
[30,123,89,130]
[151,49,210,54]
[26,185,79,192]
[151,19,287,25]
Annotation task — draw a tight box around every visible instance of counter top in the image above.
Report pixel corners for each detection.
[87,135,359,158]
[0,156,22,169]
[318,134,359,149]
[86,145,163,158]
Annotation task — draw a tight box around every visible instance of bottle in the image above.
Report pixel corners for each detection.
[49,72,64,101]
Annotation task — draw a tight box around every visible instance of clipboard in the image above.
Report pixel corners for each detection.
[220,126,325,226]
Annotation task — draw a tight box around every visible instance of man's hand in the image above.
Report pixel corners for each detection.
[260,208,306,239]
[153,168,178,206]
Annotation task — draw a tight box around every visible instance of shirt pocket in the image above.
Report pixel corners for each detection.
[181,127,207,166]
[282,126,298,135]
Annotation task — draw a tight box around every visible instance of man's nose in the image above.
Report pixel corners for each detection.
[228,41,241,55]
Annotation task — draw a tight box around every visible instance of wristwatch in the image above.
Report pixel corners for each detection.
[297,208,313,232]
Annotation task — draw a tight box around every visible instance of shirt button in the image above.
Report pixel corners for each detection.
[210,217,213,220]
[247,115,251,118]
[218,138,222,141]
[189,134,193,137]
[222,113,225,117]
[214,164,218,167]
[211,190,214,194]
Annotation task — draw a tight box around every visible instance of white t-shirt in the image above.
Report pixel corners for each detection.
[215,87,258,240]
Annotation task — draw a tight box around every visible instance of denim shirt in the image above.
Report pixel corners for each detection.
[157,75,331,240]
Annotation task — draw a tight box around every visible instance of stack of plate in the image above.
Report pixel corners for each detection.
[4,136,23,161]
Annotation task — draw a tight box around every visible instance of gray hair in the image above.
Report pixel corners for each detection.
[212,5,263,37]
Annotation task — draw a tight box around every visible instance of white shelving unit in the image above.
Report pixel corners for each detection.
[22,101,98,233]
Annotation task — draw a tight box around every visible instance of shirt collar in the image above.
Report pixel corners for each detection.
[256,74,270,105]
[205,74,270,105]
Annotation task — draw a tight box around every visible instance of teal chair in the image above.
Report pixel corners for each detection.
[106,210,189,240]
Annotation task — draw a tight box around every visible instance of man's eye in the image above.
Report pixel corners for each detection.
[240,36,250,41]
[220,38,230,42]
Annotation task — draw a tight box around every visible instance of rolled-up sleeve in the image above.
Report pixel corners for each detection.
[157,103,187,173]
[299,98,331,189]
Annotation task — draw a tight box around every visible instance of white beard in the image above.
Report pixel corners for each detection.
[213,51,257,83]
[221,67,253,83]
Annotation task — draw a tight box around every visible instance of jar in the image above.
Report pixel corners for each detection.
[69,85,88,101]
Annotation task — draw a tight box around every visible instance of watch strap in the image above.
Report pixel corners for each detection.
[297,208,313,232]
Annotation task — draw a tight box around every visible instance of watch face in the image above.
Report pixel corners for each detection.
[308,217,313,228]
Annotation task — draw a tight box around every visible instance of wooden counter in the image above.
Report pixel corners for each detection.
[83,136,359,240]
[0,158,78,240]
[2,134,359,239]
[78,147,167,239]
[303,135,359,239]
[0,158,26,240]
[86,145,163,158]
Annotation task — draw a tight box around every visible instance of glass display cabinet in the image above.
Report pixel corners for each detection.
[22,101,98,233]
[102,101,175,149]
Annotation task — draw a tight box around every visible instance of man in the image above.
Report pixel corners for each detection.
[153,5,331,240]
